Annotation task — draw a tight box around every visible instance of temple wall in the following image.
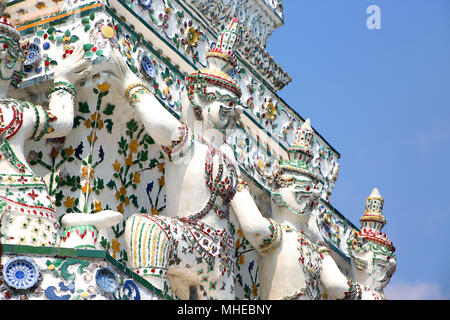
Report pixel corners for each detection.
[0,0,360,300]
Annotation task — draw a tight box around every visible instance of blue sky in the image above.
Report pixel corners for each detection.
[266,0,450,299]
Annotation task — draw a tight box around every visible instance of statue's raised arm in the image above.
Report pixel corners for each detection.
[231,178,281,256]
[0,18,92,247]
[105,50,181,148]
[42,45,91,138]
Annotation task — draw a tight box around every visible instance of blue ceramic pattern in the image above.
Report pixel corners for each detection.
[2,257,40,290]
[141,54,156,80]
[95,267,119,293]
[122,280,141,300]
[25,43,40,66]
[138,0,153,10]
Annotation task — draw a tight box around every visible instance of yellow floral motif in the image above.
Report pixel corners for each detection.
[87,131,98,143]
[49,147,59,158]
[30,177,41,183]
[117,202,124,214]
[65,146,74,157]
[163,87,172,101]
[235,238,241,249]
[97,119,104,130]
[252,284,258,297]
[97,82,111,93]
[129,139,139,154]
[113,160,121,172]
[119,186,127,196]
[151,207,159,215]
[63,196,75,208]
[132,172,141,184]
[81,165,95,180]
[86,112,104,130]
[5,176,16,183]
[125,154,133,167]
[157,163,165,173]
[82,182,92,193]
[111,238,121,258]
[62,36,71,51]
[158,176,165,187]
[265,101,277,120]
[257,158,265,171]
[93,112,99,121]
[186,27,200,46]
[84,118,92,128]
[94,200,102,213]
[239,255,245,265]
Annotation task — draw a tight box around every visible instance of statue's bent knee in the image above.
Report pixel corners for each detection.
[125,214,172,279]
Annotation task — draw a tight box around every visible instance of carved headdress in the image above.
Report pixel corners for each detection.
[270,119,321,189]
[357,188,394,251]
[186,17,242,120]
[0,15,27,85]
[346,188,396,289]
[0,16,20,43]
[347,188,396,270]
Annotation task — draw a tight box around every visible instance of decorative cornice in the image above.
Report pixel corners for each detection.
[182,0,291,91]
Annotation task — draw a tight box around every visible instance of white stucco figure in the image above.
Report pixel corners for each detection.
[0,18,93,247]
[106,18,243,299]
[231,119,396,299]
[346,188,397,299]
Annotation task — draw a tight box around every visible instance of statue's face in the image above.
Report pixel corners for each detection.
[272,172,321,218]
[0,36,21,82]
[351,241,397,290]
[204,86,242,131]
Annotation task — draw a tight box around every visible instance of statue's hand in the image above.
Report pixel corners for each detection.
[102,50,141,97]
[53,46,91,84]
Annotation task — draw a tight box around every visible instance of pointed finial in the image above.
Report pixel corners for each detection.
[302,118,311,129]
[369,187,381,198]
[360,187,386,230]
